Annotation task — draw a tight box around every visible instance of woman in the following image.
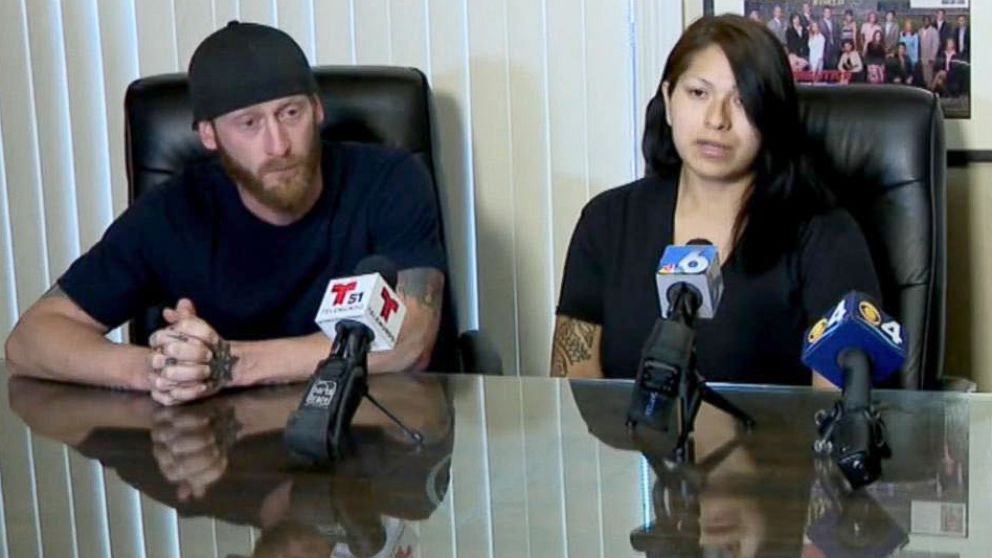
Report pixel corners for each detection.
[786,12,810,60]
[840,10,859,49]
[807,21,826,73]
[932,38,963,96]
[860,11,882,54]
[552,15,880,385]
[865,29,888,83]
[838,39,865,82]
[887,42,916,85]
[899,19,919,67]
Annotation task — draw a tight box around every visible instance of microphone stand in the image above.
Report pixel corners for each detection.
[627,284,754,460]
[338,323,424,445]
[813,348,890,489]
[285,321,423,463]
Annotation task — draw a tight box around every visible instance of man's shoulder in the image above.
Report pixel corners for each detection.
[126,158,223,225]
[137,157,222,201]
[326,141,419,173]
[324,141,433,201]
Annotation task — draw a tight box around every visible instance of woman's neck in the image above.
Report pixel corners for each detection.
[677,167,751,219]
[675,168,751,261]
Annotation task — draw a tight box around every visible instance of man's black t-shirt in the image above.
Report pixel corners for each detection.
[59,142,446,340]
[557,175,881,385]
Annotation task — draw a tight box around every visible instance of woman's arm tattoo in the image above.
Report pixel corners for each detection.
[551,317,596,377]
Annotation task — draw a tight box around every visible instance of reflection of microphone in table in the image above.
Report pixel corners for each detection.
[287,474,387,557]
[284,256,422,463]
[805,459,909,558]
[802,291,906,488]
[629,431,786,558]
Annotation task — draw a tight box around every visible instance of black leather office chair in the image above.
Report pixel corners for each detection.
[797,85,948,390]
[124,65,500,374]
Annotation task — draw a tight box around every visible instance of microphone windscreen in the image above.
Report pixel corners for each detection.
[801,291,906,388]
[656,244,723,319]
[315,257,407,352]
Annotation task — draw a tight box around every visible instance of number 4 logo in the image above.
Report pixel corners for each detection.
[880,320,903,346]
[826,299,847,327]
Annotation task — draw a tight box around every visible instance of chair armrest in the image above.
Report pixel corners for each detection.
[457,330,503,375]
[936,375,978,393]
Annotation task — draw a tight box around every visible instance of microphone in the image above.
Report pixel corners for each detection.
[629,239,752,458]
[315,256,406,353]
[801,291,905,388]
[286,256,422,463]
[655,240,723,321]
[803,292,905,489]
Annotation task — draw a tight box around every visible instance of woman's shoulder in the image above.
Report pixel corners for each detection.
[799,206,867,248]
[581,174,675,219]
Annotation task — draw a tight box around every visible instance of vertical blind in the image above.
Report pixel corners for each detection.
[0,0,681,376]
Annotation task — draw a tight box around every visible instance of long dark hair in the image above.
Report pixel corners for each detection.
[642,14,833,273]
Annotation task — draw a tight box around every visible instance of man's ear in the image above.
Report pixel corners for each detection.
[197,120,218,151]
[661,81,673,127]
[311,94,325,125]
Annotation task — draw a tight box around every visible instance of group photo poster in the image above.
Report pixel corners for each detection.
[742,1,972,119]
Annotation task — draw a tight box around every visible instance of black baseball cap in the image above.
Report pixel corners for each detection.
[188,21,318,126]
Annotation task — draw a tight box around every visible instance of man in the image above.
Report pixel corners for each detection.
[820,6,842,70]
[934,36,965,97]
[4,22,447,406]
[800,2,814,29]
[767,5,787,45]
[956,15,970,61]
[936,10,954,49]
[920,16,940,88]
[883,11,900,54]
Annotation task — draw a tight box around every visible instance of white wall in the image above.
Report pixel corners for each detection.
[0,0,683,377]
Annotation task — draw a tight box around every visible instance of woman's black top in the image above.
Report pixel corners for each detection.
[556,175,881,385]
[886,56,915,83]
[866,43,887,65]
[787,26,810,57]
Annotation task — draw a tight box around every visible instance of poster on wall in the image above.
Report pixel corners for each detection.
[742,1,972,119]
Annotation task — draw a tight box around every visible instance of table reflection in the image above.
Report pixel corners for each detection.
[8,373,453,558]
[1,369,983,558]
[569,379,970,558]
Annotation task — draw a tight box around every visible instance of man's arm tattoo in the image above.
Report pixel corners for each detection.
[551,317,596,377]
[396,267,444,311]
[41,283,67,300]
